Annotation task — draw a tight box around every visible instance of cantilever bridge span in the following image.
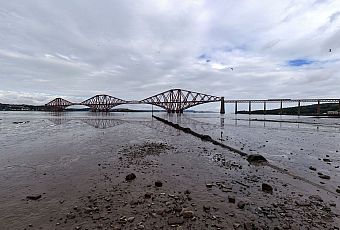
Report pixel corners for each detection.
[45,89,225,113]
[45,88,340,115]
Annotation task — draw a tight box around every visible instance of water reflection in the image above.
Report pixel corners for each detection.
[47,113,181,135]
[207,116,340,133]
[47,112,340,133]
[162,113,340,133]
[82,119,124,129]
[48,117,70,126]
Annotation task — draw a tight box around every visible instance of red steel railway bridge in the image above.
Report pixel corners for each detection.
[45,88,340,115]
[45,89,223,113]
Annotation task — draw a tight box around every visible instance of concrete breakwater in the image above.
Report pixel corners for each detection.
[152,115,248,157]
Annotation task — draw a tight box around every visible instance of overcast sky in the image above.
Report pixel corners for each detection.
[0,0,340,109]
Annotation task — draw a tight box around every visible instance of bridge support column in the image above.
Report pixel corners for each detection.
[263,102,266,115]
[235,102,238,114]
[317,100,321,115]
[280,100,283,115]
[298,100,301,116]
[248,101,251,115]
[220,97,225,114]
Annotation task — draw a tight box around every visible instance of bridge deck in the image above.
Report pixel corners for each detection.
[225,99,340,103]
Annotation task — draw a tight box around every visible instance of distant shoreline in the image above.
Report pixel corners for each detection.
[0,103,216,113]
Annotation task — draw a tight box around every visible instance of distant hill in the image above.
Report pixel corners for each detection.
[0,103,45,111]
[238,103,340,116]
[0,103,215,113]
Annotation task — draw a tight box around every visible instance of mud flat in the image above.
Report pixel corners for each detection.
[0,112,339,229]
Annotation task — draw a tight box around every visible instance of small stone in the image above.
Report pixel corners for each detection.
[228,196,236,203]
[181,210,194,219]
[267,214,277,219]
[237,201,246,209]
[127,217,135,222]
[206,183,213,188]
[309,195,323,202]
[26,194,42,200]
[137,224,144,229]
[203,205,210,212]
[125,173,136,181]
[66,213,76,219]
[168,217,184,225]
[336,189,340,194]
[309,166,316,171]
[247,154,267,164]
[319,174,330,180]
[233,223,241,228]
[323,158,332,162]
[144,193,152,199]
[262,183,273,194]
[155,181,163,187]
[244,222,256,230]
[295,200,311,207]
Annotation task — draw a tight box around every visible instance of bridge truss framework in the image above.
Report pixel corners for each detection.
[45,89,340,115]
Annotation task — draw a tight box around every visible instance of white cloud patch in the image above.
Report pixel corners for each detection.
[0,0,340,109]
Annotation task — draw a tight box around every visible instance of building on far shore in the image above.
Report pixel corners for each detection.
[327,111,339,115]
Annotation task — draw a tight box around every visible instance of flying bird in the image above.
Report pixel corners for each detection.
[230,67,234,71]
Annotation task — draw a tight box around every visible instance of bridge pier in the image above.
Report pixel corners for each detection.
[298,100,301,116]
[280,100,283,115]
[220,97,225,114]
[317,100,321,115]
[235,102,238,114]
[248,101,251,114]
[263,102,266,115]
[166,109,183,114]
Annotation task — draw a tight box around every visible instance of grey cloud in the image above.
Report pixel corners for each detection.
[0,0,340,109]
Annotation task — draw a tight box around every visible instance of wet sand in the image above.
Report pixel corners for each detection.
[0,112,339,229]
[166,114,340,196]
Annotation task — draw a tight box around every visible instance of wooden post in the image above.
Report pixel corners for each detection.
[280,100,283,115]
[235,101,238,114]
[298,100,301,116]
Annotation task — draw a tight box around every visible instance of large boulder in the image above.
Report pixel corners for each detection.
[247,154,268,164]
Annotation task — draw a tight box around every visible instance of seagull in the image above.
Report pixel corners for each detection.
[230,67,234,71]
[329,49,332,52]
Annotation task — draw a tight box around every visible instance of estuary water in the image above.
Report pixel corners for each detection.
[2,111,339,193]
